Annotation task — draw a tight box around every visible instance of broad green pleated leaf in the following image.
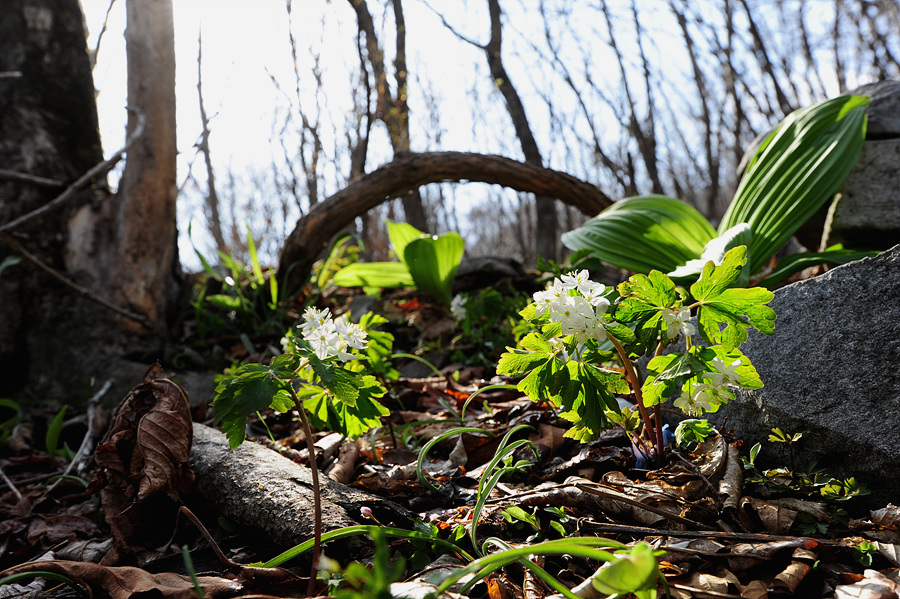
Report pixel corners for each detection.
[386,219,427,268]
[404,232,465,306]
[331,262,414,288]
[719,95,869,274]
[561,195,716,274]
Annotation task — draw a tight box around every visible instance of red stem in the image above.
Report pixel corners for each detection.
[291,389,322,596]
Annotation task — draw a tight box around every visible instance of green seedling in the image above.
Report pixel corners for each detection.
[213,307,394,593]
[332,220,464,306]
[45,406,67,460]
[498,246,773,465]
[851,540,878,568]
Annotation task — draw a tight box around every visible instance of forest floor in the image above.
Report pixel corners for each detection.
[1,281,899,599]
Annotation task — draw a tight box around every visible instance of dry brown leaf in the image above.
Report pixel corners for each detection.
[0,560,243,599]
[877,542,900,567]
[91,364,194,560]
[741,496,798,535]
[835,569,900,599]
[772,560,812,594]
[873,506,900,530]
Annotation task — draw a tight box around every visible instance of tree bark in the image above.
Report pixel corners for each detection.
[111,0,180,335]
[0,0,107,396]
[0,0,180,401]
[485,0,558,262]
[276,151,612,293]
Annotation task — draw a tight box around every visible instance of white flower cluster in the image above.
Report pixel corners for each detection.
[533,270,611,344]
[299,306,368,361]
[673,357,742,416]
[660,306,697,339]
[450,294,467,322]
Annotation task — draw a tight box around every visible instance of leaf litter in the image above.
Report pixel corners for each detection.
[1,295,898,598]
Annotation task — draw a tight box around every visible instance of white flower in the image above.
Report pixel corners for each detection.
[334,314,368,350]
[533,279,567,317]
[661,306,696,339]
[300,306,331,334]
[560,269,591,290]
[551,295,594,334]
[673,383,716,417]
[703,357,741,387]
[450,294,468,321]
[304,321,342,360]
[299,309,367,362]
[580,281,608,307]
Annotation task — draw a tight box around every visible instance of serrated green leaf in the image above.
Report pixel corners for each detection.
[213,365,292,448]
[669,223,752,285]
[674,419,714,445]
[520,332,552,353]
[270,353,303,378]
[690,246,748,301]
[326,367,361,406]
[304,376,388,439]
[617,270,677,309]
[654,352,706,381]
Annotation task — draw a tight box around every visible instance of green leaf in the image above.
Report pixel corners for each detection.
[404,231,465,306]
[674,419,714,445]
[720,95,869,274]
[641,354,681,406]
[668,223,753,286]
[0,255,22,279]
[303,376,388,439]
[691,247,775,350]
[386,219,426,267]
[213,364,292,448]
[591,542,659,595]
[245,224,265,286]
[755,245,881,289]
[45,406,67,459]
[331,262,415,288]
[617,270,677,314]
[561,195,715,274]
[205,294,243,311]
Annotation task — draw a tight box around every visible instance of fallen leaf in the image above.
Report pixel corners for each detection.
[0,560,243,599]
[741,496,798,535]
[835,569,900,599]
[90,364,194,560]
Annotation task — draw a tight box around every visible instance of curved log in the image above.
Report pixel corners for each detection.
[277,151,613,291]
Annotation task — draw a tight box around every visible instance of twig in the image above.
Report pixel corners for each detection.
[0,461,30,515]
[574,481,707,529]
[0,233,149,325]
[42,381,113,500]
[0,71,22,80]
[290,389,322,597]
[0,111,145,234]
[0,169,64,188]
[581,521,843,545]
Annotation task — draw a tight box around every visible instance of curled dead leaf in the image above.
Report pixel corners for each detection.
[91,364,194,559]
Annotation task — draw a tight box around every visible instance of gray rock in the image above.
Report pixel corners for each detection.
[715,245,900,507]
[824,81,900,249]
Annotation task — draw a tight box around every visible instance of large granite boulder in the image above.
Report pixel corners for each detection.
[716,245,900,506]
[824,81,900,249]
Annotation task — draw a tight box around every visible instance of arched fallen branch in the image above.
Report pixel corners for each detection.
[277,151,613,291]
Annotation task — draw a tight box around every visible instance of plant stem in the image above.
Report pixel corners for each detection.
[290,389,322,596]
[608,336,655,446]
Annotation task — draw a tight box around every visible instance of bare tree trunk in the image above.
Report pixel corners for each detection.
[349,0,428,232]
[103,0,179,337]
[484,0,559,262]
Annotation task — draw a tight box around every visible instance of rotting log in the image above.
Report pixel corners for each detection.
[189,423,414,549]
[276,151,614,293]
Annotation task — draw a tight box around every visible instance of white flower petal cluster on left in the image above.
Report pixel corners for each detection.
[533,269,612,345]
[299,306,368,361]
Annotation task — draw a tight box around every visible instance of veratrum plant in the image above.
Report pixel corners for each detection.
[561,95,871,286]
[332,220,464,306]
[497,246,774,463]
